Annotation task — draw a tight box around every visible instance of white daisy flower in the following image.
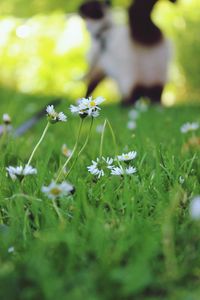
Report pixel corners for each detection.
[111,166,137,176]
[190,196,200,220]
[111,166,124,176]
[58,112,67,122]
[103,157,114,166]
[135,98,149,112]
[87,156,113,178]
[23,165,37,176]
[90,110,100,118]
[69,104,88,118]
[87,158,104,178]
[46,105,67,123]
[128,109,139,120]
[179,176,185,185]
[180,122,199,133]
[6,166,23,180]
[61,144,72,158]
[6,165,37,181]
[69,105,80,114]
[117,151,137,162]
[126,166,137,175]
[46,105,56,116]
[8,246,15,253]
[3,113,11,125]
[127,120,137,130]
[42,181,74,199]
[70,96,105,118]
[80,96,105,112]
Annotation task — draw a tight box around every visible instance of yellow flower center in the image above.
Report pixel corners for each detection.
[90,101,96,107]
[64,150,68,156]
[62,146,69,156]
[124,155,130,160]
[50,187,61,196]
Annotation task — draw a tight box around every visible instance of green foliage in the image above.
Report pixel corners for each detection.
[0,14,89,98]
[0,89,200,299]
[0,13,119,102]
[174,0,200,97]
[0,0,131,17]
[156,0,200,101]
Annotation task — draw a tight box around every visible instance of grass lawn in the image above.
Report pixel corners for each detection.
[0,88,200,300]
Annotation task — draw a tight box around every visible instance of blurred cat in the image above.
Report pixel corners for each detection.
[10,0,177,136]
[79,0,177,104]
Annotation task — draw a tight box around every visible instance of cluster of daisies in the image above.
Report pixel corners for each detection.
[180,122,199,134]
[6,165,37,181]
[87,151,137,179]
[3,96,200,212]
[6,105,67,178]
[5,96,105,199]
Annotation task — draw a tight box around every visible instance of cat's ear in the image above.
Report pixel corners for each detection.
[104,0,112,7]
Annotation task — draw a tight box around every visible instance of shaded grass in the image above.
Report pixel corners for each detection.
[0,88,200,300]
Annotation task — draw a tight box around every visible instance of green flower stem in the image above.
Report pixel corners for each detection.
[27,122,50,167]
[65,118,94,179]
[99,119,118,157]
[52,199,64,223]
[99,119,107,157]
[114,179,124,193]
[0,125,8,148]
[55,118,84,183]
[106,119,118,156]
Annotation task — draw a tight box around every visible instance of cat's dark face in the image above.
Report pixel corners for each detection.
[79,1,110,20]
[79,1,111,36]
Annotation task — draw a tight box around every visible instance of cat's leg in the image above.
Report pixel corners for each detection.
[122,84,164,105]
[146,84,164,103]
[122,85,147,106]
[85,69,106,97]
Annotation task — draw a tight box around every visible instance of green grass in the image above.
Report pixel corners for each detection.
[0,88,200,300]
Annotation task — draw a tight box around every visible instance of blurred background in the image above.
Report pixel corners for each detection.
[0,0,200,106]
